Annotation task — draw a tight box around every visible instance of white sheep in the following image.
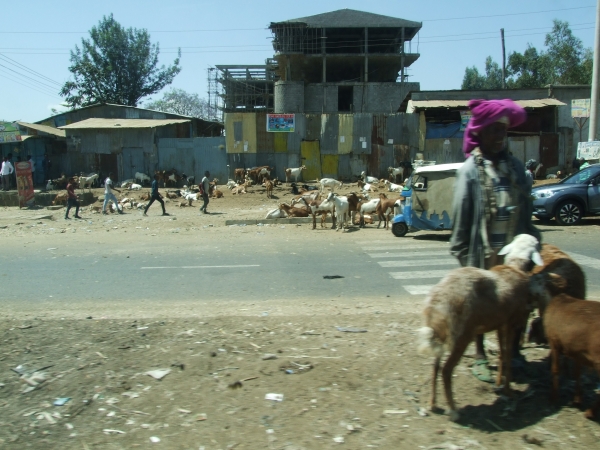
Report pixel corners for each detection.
[417,234,544,421]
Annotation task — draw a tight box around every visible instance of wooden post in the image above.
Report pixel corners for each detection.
[501,28,506,89]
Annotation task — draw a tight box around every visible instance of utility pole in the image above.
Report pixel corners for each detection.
[589,0,600,141]
[501,28,506,89]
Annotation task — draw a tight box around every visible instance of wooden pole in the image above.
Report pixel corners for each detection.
[501,28,506,89]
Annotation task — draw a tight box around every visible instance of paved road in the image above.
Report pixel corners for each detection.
[2,220,600,303]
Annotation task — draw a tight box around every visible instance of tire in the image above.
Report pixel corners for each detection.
[555,200,583,226]
[391,222,408,237]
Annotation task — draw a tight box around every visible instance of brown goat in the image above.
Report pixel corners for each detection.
[264,179,274,198]
[52,191,68,205]
[376,193,400,229]
[537,280,600,420]
[528,244,586,345]
[234,168,245,183]
[279,202,309,218]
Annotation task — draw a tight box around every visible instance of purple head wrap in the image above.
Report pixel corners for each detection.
[462,99,527,157]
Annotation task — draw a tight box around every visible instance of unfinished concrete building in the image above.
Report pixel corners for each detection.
[269,9,421,114]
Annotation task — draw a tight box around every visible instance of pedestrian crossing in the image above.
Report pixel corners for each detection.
[358,240,600,296]
[356,240,459,295]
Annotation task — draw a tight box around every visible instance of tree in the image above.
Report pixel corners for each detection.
[60,14,181,108]
[462,20,592,89]
[461,57,503,90]
[144,88,216,119]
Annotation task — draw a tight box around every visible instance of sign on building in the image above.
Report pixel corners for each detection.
[571,99,591,118]
[15,161,34,207]
[0,121,21,143]
[267,114,295,132]
[459,111,472,131]
[577,141,600,160]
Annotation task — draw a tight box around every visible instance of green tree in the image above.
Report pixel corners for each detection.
[461,57,503,90]
[144,88,215,119]
[462,20,592,89]
[60,14,181,108]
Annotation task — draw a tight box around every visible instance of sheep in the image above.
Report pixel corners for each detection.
[285,165,306,183]
[383,179,403,193]
[417,234,544,421]
[279,202,309,218]
[135,172,152,186]
[317,177,343,193]
[531,274,600,420]
[360,171,379,184]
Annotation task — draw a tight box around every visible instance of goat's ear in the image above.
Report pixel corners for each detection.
[531,251,544,266]
[497,243,512,256]
[549,273,567,290]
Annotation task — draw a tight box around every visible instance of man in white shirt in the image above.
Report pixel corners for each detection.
[102,172,123,214]
[1,156,14,191]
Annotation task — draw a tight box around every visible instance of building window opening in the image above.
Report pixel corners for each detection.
[338,86,353,112]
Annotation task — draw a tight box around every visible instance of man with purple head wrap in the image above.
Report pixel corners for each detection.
[450,99,541,382]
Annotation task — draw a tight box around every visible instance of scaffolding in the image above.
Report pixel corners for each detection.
[207,61,279,121]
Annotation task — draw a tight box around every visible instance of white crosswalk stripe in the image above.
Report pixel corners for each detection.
[568,253,600,270]
[358,241,454,294]
[378,259,457,268]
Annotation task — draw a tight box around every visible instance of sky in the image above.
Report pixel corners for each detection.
[0,0,596,122]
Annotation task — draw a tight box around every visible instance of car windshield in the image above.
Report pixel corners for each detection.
[560,168,598,185]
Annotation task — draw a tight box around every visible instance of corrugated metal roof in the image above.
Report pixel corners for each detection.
[59,118,190,129]
[407,98,566,112]
[271,9,421,29]
[17,121,66,137]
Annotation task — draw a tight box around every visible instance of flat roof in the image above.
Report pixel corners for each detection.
[407,98,566,113]
[59,118,190,130]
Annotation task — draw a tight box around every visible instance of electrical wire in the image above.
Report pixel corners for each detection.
[0,53,62,86]
[0,72,61,99]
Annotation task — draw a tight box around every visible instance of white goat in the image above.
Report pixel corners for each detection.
[46,180,55,191]
[388,166,403,180]
[285,165,306,183]
[135,172,151,186]
[79,173,98,191]
[417,234,544,422]
[121,179,134,188]
[361,171,379,184]
[265,208,287,219]
[384,180,403,192]
[129,183,142,190]
[318,178,343,193]
[358,198,380,227]
[326,192,350,231]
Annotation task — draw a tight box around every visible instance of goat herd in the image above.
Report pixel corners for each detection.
[418,234,600,422]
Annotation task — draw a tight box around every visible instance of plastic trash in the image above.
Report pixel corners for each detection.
[53,397,71,406]
[336,327,367,333]
[262,354,278,360]
[265,393,284,402]
[146,369,171,380]
[150,436,161,443]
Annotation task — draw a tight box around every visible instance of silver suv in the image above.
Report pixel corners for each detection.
[532,164,600,225]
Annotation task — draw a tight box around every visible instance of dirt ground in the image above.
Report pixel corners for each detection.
[1,179,599,450]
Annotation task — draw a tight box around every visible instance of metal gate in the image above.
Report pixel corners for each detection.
[300,140,321,181]
[121,147,146,181]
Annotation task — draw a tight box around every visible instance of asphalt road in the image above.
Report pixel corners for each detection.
[2,218,600,304]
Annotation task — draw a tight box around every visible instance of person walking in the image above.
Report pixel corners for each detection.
[450,99,541,383]
[65,177,82,219]
[41,153,51,184]
[102,172,123,215]
[525,159,538,194]
[1,155,14,191]
[199,171,210,214]
[144,173,169,216]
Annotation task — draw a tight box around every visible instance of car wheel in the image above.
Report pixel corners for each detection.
[555,200,583,226]
[391,222,408,237]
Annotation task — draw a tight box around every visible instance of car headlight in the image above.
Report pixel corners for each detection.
[532,189,557,199]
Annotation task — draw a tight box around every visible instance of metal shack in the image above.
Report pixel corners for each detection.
[59,118,190,182]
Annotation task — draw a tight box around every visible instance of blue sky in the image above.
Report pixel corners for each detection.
[0,0,595,122]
